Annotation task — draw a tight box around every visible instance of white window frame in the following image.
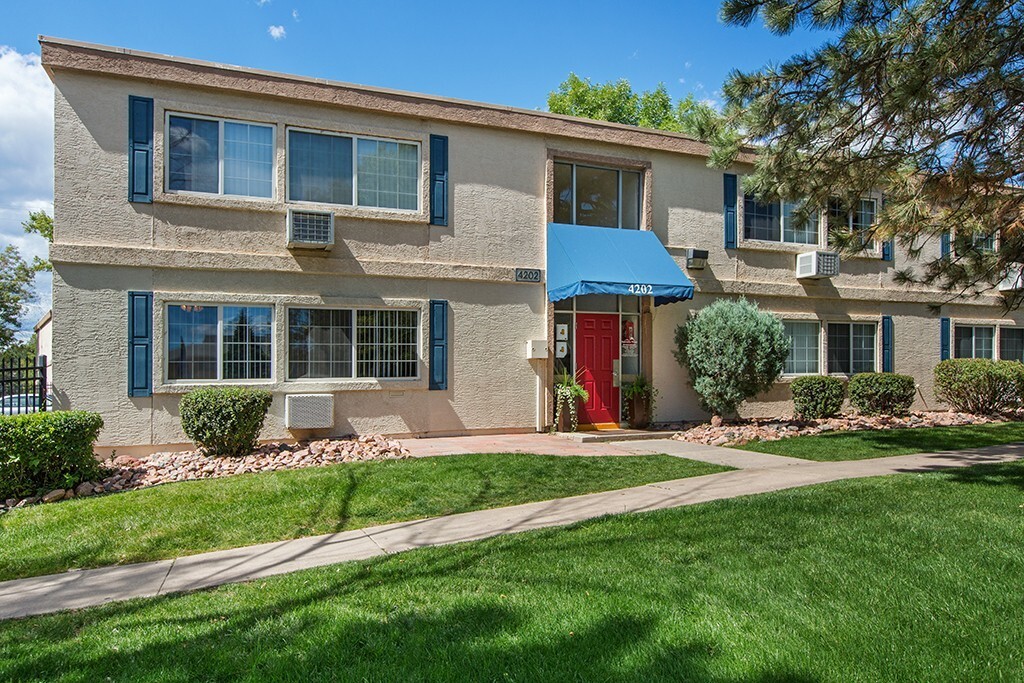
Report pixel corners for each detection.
[828,196,879,252]
[741,195,822,246]
[285,126,421,213]
[164,303,276,384]
[782,320,822,376]
[164,112,276,200]
[953,324,996,359]
[553,161,642,229]
[285,305,421,382]
[826,321,878,375]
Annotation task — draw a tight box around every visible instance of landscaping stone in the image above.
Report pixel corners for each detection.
[41,489,65,504]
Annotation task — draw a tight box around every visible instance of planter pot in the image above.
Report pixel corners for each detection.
[627,395,651,429]
[556,403,573,432]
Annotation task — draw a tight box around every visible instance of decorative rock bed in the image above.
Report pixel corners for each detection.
[1,435,410,513]
[673,411,1002,448]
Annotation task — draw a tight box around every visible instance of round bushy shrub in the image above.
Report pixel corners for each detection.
[791,375,846,419]
[848,373,916,415]
[180,387,273,457]
[0,411,104,498]
[934,359,1024,414]
[674,298,789,417]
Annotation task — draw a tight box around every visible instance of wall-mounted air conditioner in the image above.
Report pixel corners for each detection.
[285,394,334,429]
[796,251,840,279]
[998,264,1024,291]
[287,209,334,249]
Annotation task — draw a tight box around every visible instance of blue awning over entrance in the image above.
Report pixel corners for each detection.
[546,223,695,306]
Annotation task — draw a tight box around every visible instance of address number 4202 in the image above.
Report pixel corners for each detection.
[627,284,653,295]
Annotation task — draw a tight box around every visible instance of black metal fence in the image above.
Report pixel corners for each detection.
[0,356,48,414]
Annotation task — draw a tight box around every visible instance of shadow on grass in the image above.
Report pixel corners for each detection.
[935,460,1024,490]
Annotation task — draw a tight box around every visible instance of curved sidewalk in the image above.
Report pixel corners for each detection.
[1,440,1021,621]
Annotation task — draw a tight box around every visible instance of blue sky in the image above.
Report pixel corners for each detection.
[0,0,832,336]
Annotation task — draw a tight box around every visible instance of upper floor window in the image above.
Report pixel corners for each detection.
[954,325,994,359]
[829,197,876,250]
[167,304,273,382]
[553,161,641,229]
[287,129,419,211]
[167,115,274,199]
[743,196,819,245]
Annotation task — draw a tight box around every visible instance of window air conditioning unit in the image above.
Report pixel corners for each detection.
[998,264,1024,292]
[796,251,840,279]
[285,394,334,429]
[287,209,334,249]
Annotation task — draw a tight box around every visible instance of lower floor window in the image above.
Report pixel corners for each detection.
[954,325,994,359]
[784,321,820,375]
[288,307,418,380]
[827,323,876,374]
[167,304,273,381]
[1001,328,1024,362]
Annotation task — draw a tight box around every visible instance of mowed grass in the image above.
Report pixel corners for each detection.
[734,420,1024,461]
[2,462,1023,682]
[0,453,725,582]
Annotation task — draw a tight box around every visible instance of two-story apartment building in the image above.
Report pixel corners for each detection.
[40,37,1024,451]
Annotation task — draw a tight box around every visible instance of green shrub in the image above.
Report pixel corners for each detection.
[0,411,104,499]
[848,373,917,415]
[791,376,847,419]
[180,387,273,457]
[934,359,1024,414]
[674,298,789,417]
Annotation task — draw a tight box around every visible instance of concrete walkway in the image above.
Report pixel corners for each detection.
[1,439,1022,621]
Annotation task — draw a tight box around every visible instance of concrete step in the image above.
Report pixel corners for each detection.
[555,429,677,443]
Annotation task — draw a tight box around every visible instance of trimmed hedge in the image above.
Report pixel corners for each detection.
[791,376,846,419]
[0,411,104,499]
[849,373,917,415]
[180,387,273,457]
[934,359,1024,414]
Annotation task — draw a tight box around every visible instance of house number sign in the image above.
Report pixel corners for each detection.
[627,284,653,295]
[515,268,542,283]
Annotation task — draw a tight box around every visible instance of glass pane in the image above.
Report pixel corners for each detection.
[854,199,876,250]
[553,297,573,311]
[783,201,819,245]
[784,321,819,375]
[975,327,994,359]
[621,314,640,376]
[621,171,641,229]
[953,326,972,359]
[223,122,274,198]
[166,305,218,380]
[1001,328,1024,362]
[743,195,781,241]
[356,309,419,378]
[356,139,418,210]
[827,324,851,374]
[554,312,573,376]
[851,323,876,373]
[287,130,353,205]
[554,162,572,224]
[574,166,619,228]
[575,294,617,312]
[620,296,640,313]
[168,116,219,193]
[288,308,353,379]
[222,306,273,380]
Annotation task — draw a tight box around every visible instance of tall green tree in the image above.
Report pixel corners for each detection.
[712,0,1024,303]
[0,246,37,351]
[22,210,53,272]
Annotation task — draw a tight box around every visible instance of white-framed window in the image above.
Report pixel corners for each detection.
[553,161,641,229]
[784,321,820,375]
[166,304,273,382]
[286,129,419,211]
[742,196,819,245]
[166,114,274,199]
[973,231,996,253]
[954,325,995,359]
[829,197,877,250]
[1000,327,1024,362]
[827,322,876,374]
[288,307,419,380]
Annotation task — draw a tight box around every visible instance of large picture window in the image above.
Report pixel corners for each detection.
[553,161,641,229]
[288,307,419,380]
[743,196,819,244]
[1000,328,1024,362]
[287,130,419,211]
[167,304,273,381]
[167,115,274,198]
[954,325,995,359]
[827,323,876,374]
[784,321,820,375]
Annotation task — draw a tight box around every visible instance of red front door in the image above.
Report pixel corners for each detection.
[575,313,620,425]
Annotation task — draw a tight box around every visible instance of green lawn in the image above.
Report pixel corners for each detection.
[0,453,725,582]
[2,462,1022,681]
[734,420,1024,461]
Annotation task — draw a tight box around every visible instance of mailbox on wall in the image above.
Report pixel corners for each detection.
[526,340,548,359]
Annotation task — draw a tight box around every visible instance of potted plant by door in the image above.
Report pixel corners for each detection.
[622,375,657,429]
[554,368,590,432]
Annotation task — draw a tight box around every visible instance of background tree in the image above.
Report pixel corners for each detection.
[22,209,53,272]
[711,0,1024,304]
[0,246,38,351]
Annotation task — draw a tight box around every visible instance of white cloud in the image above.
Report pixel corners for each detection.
[678,77,686,85]
[255,0,270,6]
[268,25,287,40]
[292,8,300,21]
[0,47,53,333]
[684,61,692,69]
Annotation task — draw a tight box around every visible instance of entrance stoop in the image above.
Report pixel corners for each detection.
[555,429,674,443]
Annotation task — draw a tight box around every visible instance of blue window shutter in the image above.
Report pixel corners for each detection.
[429,299,448,390]
[940,232,951,258]
[128,96,154,203]
[429,135,448,226]
[881,315,893,372]
[940,317,951,361]
[723,173,737,249]
[128,291,153,397]
[882,239,894,261]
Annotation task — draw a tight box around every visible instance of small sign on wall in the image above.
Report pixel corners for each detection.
[556,341,568,359]
[555,323,568,341]
[515,268,542,283]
